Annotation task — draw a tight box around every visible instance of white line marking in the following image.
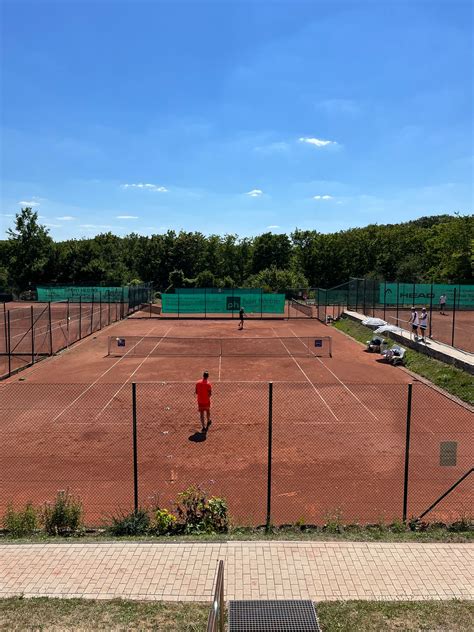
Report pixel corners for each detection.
[271,328,339,421]
[52,324,172,422]
[289,328,379,421]
[94,327,174,419]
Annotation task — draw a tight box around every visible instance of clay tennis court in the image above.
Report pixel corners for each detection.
[1,309,472,526]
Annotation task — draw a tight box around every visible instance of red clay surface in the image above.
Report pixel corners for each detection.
[1,308,472,527]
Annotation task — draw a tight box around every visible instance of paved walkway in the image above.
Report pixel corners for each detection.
[1,541,473,602]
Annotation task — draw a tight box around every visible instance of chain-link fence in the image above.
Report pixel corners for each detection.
[1,381,471,527]
[311,279,474,353]
[0,291,149,379]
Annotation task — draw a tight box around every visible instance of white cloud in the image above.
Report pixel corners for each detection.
[267,225,280,229]
[121,183,168,192]
[44,223,61,228]
[56,216,75,221]
[1,213,14,217]
[299,137,337,147]
[116,215,138,219]
[18,200,40,207]
[246,189,263,197]
[313,195,333,200]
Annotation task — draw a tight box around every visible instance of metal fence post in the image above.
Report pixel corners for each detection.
[48,301,53,355]
[383,280,387,321]
[90,291,95,334]
[363,278,367,314]
[403,383,413,522]
[396,281,400,324]
[355,282,359,312]
[99,291,102,330]
[108,291,111,325]
[451,287,457,347]
[429,282,433,338]
[266,381,273,532]
[3,302,6,350]
[7,310,11,377]
[30,306,35,365]
[132,382,139,513]
[79,296,82,339]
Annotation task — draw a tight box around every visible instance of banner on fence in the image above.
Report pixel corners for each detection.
[381,283,474,307]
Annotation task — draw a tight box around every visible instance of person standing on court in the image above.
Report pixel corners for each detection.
[238,306,245,330]
[409,307,419,341]
[419,307,428,343]
[195,371,212,432]
[439,294,447,315]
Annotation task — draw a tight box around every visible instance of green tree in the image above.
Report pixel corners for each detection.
[7,208,54,291]
[246,266,308,292]
[252,233,291,273]
[195,270,216,287]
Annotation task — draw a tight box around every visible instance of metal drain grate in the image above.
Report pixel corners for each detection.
[228,600,320,631]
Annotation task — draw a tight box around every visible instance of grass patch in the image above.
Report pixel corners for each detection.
[0,597,472,631]
[0,598,210,631]
[2,523,473,544]
[317,599,474,631]
[334,317,474,405]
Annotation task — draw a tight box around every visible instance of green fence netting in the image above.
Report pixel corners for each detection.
[36,284,152,306]
[162,291,286,314]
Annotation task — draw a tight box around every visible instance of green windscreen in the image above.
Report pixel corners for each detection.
[381,283,474,308]
[162,292,285,313]
[37,286,129,302]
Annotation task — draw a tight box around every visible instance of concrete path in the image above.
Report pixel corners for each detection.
[1,541,472,602]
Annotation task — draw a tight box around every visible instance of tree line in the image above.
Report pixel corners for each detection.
[0,208,472,294]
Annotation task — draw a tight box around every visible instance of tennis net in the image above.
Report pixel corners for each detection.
[291,299,313,317]
[107,335,332,358]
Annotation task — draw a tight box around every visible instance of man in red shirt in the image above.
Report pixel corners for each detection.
[195,371,212,431]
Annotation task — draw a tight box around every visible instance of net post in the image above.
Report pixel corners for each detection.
[79,295,82,339]
[265,381,273,532]
[429,282,433,338]
[7,310,11,377]
[132,382,139,514]
[451,287,457,347]
[30,305,35,365]
[48,301,53,355]
[402,383,413,523]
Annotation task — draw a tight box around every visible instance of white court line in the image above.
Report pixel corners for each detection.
[289,328,379,421]
[271,328,339,421]
[52,324,172,422]
[94,327,174,419]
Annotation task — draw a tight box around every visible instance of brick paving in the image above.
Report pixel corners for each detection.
[0,541,472,602]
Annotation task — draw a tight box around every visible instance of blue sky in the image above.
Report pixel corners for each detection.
[1,0,472,241]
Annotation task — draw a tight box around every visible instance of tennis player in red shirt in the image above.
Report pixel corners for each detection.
[195,371,212,431]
